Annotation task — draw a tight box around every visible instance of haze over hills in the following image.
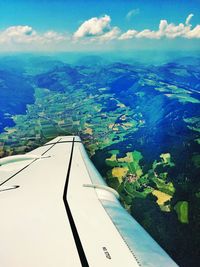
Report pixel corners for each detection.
[0,54,200,267]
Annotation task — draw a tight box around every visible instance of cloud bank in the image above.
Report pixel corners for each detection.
[74,13,200,42]
[0,25,67,45]
[119,14,200,40]
[0,14,199,51]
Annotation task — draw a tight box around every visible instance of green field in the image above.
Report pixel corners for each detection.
[174,201,189,224]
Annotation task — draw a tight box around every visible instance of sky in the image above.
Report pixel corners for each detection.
[0,0,199,52]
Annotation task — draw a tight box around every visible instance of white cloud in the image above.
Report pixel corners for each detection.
[4,25,35,37]
[185,13,194,25]
[119,13,200,40]
[73,15,121,42]
[0,26,70,52]
[119,29,138,40]
[0,25,68,48]
[136,29,159,39]
[0,26,36,44]
[98,27,120,41]
[73,15,111,39]
[126,8,140,20]
[185,25,200,38]
[43,31,66,42]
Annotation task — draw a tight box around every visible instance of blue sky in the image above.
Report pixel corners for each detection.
[0,0,199,52]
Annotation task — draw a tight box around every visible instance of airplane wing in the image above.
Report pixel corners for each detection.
[0,136,179,267]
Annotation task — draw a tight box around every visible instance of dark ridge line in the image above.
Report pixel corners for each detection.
[42,140,82,147]
[41,137,63,155]
[0,138,62,187]
[0,185,20,192]
[63,138,89,267]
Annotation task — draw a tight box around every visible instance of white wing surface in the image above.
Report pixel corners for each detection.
[0,136,179,267]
